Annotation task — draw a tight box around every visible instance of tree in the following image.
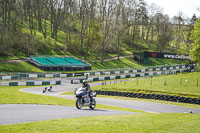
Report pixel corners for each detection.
[114,0,126,60]
[184,14,197,50]
[63,0,74,51]
[171,11,185,51]
[155,13,172,52]
[34,0,49,38]
[190,14,197,26]
[98,0,116,63]
[84,0,97,59]
[79,0,88,49]
[146,3,162,42]
[49,0,64,40]
[124,0,138,47]
[137,0,148,40]
[190,19,200,64]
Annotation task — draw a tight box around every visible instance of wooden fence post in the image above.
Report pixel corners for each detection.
[164,79,166,86]
[180,78,182,86]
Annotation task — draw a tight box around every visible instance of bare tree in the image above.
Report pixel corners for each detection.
[155,13,172,52]
[50,0,64,40]
[171,11,185,51]
[137,0,148,40]
[84,0,97,59]
[114,0,126,60]
[184,14,197,51]
[98,0,116,63]
[126,0,138,47]
[146,3,162,42]
[63,0,74,51]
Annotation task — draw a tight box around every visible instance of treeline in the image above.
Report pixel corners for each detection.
[0,0,197,62]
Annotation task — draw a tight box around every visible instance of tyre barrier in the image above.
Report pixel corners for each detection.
[94,90,200,105]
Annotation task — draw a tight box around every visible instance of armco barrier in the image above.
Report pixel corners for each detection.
[95,90,200,105]
[0,63,196,80]
[0,80,61,86]
[71,68,194,84]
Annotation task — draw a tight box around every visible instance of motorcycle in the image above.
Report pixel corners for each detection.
[75,87,96,109]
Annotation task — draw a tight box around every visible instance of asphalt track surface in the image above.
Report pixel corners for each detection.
[0,104,135,125]
[1,80,200,125]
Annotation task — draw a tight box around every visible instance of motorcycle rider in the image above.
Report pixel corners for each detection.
[82,80,92,101]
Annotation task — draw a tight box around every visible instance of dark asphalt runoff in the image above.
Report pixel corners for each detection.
[1,79,200,125]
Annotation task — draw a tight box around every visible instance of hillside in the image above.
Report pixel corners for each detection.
[0,0,196,72]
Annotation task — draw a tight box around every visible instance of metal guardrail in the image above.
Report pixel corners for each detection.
[71,67,193,84]
[0,80,61,86]
[0,64,196,81]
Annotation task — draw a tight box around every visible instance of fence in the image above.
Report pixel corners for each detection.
[71,66,195,84]
[0,63,196,81]
[0,80,61,86]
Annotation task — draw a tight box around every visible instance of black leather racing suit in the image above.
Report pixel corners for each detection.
[83,84,92,101]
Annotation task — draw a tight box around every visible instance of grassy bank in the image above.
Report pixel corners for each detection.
[1,113,200,133]
[0,58,190,72]
[90,58,189,70]
[93,72,200,98]
[0,62,44,72]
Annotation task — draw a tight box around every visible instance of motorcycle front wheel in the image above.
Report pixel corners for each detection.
[76,98,83,109]
[89,98,96,109]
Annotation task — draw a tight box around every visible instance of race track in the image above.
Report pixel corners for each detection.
[0,104,135,125]
[1,79,200,125]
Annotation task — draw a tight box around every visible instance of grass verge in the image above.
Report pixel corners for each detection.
[0,62,44,72]
[0,86,74,106]
[1,113,200,133]
[93,72,200,98]
[90,58,189,70]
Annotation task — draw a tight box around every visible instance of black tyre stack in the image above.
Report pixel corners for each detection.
[94,90,200,105]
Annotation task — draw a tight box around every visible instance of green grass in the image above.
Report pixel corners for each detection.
[0,62,44,72]
[0,82,200,132]
[61,91,75,95]
[93,72,200,98]
[0,86,74,106]
[0,86,143,113]
[0,55,27,61]
[90,57,189,70]
[1,113,200,133]
[0,57,189,72]
[146,58,189,66]
[90,58,142,70]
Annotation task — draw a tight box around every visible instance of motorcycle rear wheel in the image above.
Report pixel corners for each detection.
[89,98,96,109]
